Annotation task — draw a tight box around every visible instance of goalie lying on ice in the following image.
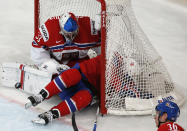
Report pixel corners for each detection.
[25,55,100,125]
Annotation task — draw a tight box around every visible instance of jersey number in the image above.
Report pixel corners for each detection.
[167,123,178,131]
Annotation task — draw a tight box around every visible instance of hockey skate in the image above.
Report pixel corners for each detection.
[25,94,44,109]
[32,110,59,125]
[25,89,48,109]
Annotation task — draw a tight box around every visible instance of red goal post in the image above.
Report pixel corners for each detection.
[34,0,184,115]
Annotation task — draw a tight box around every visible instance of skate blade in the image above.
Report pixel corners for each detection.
[25,102,32,109]
[31,118,46,125]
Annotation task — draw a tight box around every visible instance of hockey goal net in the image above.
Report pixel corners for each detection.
[34,0,184,115]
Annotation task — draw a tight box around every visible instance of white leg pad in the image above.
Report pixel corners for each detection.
[0,63,51,94]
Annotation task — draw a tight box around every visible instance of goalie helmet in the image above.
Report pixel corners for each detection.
[59,12,79,42]
[155,101,180,122]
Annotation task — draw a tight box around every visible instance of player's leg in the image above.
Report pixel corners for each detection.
[44,68,82,98]
[53,89,93,116]
[25,68,82,108]
[32,89,92,125]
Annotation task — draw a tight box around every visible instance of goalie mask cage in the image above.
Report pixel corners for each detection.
[34,0,184,115]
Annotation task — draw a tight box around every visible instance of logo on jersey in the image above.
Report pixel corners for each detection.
[35,31,43,42]
[39,24,49,42]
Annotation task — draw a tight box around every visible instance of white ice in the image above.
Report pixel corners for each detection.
[0,0,187,130]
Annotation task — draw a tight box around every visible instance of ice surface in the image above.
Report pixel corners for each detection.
[0,97,74,131]
[0,0,186,130]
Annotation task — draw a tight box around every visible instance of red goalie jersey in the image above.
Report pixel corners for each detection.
[158,122,184,131]
[31,15,101,67]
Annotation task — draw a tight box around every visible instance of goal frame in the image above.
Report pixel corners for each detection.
[34,0,39,34]
[34,0,184,116]
[98,0,107,115]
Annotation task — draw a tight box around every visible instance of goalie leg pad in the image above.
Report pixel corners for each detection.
[0,63,51,94]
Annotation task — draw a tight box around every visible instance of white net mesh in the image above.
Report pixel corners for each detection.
[104,0,184,115]
[38,0,101,26]
[36,0,184,115]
